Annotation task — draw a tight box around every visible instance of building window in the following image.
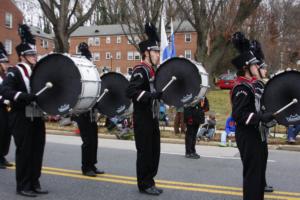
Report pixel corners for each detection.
[106,52,112,59]
[134,36,140,44]
[134,51,141,60]
[185,50,192,59]
[75,45,79,54]
[127,52,134,60]
[116,36,122,44]
[185,33,191,43]
[4,40,12,55]
[115,67,121,73]
[93,52,100,61]
[5,13,13,28]
[88,37,94,46]
[106,36,111,44]
[116,51,121,60]
[41,39,48,49]
[94,37,100,46]
[127,36,132,44]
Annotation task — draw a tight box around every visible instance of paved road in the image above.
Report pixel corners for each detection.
[0,134,299,200]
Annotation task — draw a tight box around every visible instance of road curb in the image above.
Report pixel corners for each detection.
[46,129,300,151]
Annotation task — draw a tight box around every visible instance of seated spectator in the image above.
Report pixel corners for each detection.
[197,113,216,140]
[159,103,169,126]
[220,115,236,147]
[287,124,300,143]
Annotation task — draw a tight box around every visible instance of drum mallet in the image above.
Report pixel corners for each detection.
[273,98,298,116]
[36,82,53,96]
[97,89,109,103]
[162,76,177,92]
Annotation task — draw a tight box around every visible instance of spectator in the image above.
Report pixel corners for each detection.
[219,116,236,147]
[159,103,169,126]
[174,107,185,134]
[184,97,209,159]
[197,113,216,140]
[287,125,300,143]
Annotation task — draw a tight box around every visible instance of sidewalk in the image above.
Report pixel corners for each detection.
[46,128,300,152]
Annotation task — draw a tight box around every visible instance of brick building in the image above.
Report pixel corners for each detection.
[30,26,54,56]
[0,0,23,64]
[70,21,197,74]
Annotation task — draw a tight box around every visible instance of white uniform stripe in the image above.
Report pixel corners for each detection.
[245,113,254,125]
[137,91,146,102]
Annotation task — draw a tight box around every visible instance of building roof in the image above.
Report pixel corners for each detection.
[30,26,54,40]
[71,20,195,37]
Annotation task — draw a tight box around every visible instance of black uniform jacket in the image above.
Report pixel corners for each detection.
[231,77,262,132]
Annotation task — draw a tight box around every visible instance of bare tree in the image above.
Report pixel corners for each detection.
[175,0,262,77]
[37,0,100,52]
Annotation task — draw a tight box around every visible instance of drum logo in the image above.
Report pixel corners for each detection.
[286,114,300,122]
[58,104,70,113]
[117,105,126,113]
[181,94,193,103]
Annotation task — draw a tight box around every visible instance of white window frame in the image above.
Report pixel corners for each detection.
[185,50,192,59]
[185,33,191,43]
[94,37,100,46]
[93,52,100,61]
[4,40,12,55]
[116,51,121,60]
[127,51,134,60]
[88,37,94,46]
[134,51,141,60]
[5,13,13,28]
[106,36,111,44]
[106,52,112,60]
[127,36,132,44]
[116,36,122,44]
[42,39,48,49]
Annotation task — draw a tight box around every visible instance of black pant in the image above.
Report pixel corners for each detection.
[75,114,98,172]
[0,107,11,160]
[185,124,200,154]
[236,129,264,200]
[262,141,268,187]
[134,116,160,190]
[10,112,45,191]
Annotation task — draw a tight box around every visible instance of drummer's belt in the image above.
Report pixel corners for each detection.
[150,78,160,119]
[25,103,44,119]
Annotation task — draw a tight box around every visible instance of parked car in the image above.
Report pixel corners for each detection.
[215,73,236,89]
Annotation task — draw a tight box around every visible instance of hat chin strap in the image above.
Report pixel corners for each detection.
[147,50,156,67]
[24,56,34,68]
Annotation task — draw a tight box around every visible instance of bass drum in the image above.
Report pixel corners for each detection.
[262,69,300,126]
[31,53,101,115]
[155,57,209,107]
[95,72,132,117]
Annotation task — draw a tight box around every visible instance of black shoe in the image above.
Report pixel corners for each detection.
[33,188,49,194]
[0,163,6,169]
[185,153,192,158]
[17,190,37,197]
[2,158,13,167]
[192,153,200,159]
[93,168,105,174]
[264,185,274,192]
[139,186,161,196]
[82,170,97,177]
[153,186,163,194]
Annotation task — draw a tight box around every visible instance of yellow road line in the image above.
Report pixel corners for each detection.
[7,166,300,200]
[42,166,300,197]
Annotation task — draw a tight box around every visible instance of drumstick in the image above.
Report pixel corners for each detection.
[36,82,53,96]
[97,89,109,103]
[273,98,298,116]
[162,76,177,92]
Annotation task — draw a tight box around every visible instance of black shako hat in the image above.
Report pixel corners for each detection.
[231,51,260,69]
[78,42,92,60]
[15,24,36,57]
[0,42,8,63]
[138,22,160,53]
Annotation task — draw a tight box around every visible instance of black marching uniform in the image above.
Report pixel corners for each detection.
[126,62,161,191]
[1,63,46,192]
[184,97,209,157]
[0,75,12,167]
[231,76,266,200]
[73,109,100,174]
